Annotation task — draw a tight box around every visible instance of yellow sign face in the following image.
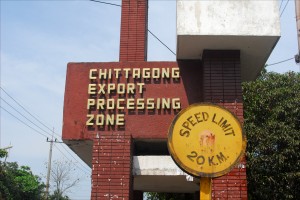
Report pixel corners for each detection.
[168,103,246,178]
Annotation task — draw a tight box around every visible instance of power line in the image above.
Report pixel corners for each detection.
[90,0,121,7]
[1,97,53,138]
[0,87,54,133]
[279,0,284,11]
[280,0,290,17]
[1,90,91,178]
[1,106,48,138]
[267,57,294,66]
[54,144,90,175]
[148,29,176,56]
[1,88,91,173]
[0,87,62,139]
[89,0,176,56]
[59,143,91,172]
[45,135,55,199]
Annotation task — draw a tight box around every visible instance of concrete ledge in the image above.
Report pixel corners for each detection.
[133,156,187,176]
[177,0,280,81]
[133,156,199,192]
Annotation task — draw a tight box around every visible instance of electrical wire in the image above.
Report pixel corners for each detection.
[279,0,284,10]
[148,29,176,56]
[1,90,91,192]
[1,97,53,138]
[54,144,91,175]
[280,0,290,17]
[267,57,294,66]
[1,106,48,138]
[89,0,176,56]
[0,87,62,139]
[90,0,121,7]
[0,88,90,175]
[59,143,91,172]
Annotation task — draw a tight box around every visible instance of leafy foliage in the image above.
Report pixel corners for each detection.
[0,149,8,158]
[243,71,300,199]
[0,161,45,200]
[49,190,70,200]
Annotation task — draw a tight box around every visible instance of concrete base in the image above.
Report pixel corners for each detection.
[133,156,199,193]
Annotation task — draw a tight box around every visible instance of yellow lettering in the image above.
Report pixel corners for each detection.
[172,68,180,78]
[107,99,115,110]
[133,68,141,79]
[88,84,97,94]
[117,99,125,109]
[162,98,170,109]
[143,68,150,78]
[117,84,126,94]
[116,114,125,125]
[152,68,160,78]
[87,99,95,109]
[127,83,135,94]
[98,69,107,79]
[96,114,104,125]
[106,114,114,125]
[172,98,181,109]
[114,68,121,79]
[89,69,97,80]
[136,83,145,94]
[162,68,170,78]
[107,84,115,94]
[98,84,106,94]
[123,68,131,79]
[136,98,145,109]
[97,99,105,110]
[86,114,94,126]
[147,98,155,109]
[127,99,135,109]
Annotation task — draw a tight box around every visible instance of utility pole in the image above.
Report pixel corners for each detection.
[45,128,63,199]
[295,0,300,63]
[45,135,54,199]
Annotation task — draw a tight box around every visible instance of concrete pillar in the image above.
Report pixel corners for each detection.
[91,133,132,199]
[91,0,148,199]
[202,50,247,200]
[120,0,148,61]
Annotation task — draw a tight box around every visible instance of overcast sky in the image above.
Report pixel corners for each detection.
[1,0,298,199]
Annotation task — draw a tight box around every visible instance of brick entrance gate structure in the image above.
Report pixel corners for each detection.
[62,0,280,199]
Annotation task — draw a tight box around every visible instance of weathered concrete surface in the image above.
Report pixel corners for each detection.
[133,156,199,193]
[177,0,281,81]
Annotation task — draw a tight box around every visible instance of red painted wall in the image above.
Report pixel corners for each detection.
[63,61,203,140]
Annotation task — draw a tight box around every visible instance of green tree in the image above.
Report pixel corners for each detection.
[243,71,300,199]
[0,149,8,158]
[0,161,45,200]
[48,190,70,200]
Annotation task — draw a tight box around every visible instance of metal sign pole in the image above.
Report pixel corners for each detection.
[200,177,212,200]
